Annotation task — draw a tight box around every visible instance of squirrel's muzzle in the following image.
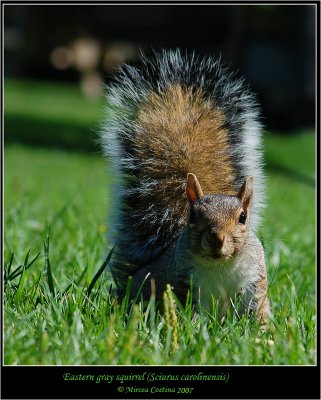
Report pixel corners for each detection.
[201,231,229,258]
[207,232,225,248]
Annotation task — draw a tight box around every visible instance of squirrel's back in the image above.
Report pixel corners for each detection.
[101,49,265,290]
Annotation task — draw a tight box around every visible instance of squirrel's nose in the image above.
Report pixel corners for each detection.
[216,232,225,245]
[215,232,225,247]
[208,232,225,248]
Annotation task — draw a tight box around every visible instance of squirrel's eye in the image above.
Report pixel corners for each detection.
[239,211,246,224]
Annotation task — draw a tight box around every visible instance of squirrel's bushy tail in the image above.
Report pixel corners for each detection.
[100,49,265,291]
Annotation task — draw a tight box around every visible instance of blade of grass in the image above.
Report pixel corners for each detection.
[85,247,114,298]
[4,252,14,282]
[30,272,43,303]
[5,249,30,284]
[132,272,151,305]
[7,252,41,281]
[14,264,26,303]
[63,264,88,294]
[44,230,55,296]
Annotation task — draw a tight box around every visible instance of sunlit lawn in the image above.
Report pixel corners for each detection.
[3,80,316,365]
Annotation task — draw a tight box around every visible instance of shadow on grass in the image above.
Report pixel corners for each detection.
[265,162,315,187]
[4,114,100,153]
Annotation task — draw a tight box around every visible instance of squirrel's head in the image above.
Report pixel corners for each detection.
[186,173,254,261]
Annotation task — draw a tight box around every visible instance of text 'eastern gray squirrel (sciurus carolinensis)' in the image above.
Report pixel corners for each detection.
[100,49,271,323]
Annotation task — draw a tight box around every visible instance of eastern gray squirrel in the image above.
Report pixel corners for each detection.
[101,49,271,323]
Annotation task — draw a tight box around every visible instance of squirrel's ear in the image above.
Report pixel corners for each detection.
[186,173,204,204]
[237,176,254,213]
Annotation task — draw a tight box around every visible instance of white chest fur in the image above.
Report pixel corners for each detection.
[192,252,260,316]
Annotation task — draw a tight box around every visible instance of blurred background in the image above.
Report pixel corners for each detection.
[4,4,316,151]
[4,5,317,368]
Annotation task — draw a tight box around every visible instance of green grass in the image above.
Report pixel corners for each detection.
[4,131,316,365]
[4,79,105,151]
